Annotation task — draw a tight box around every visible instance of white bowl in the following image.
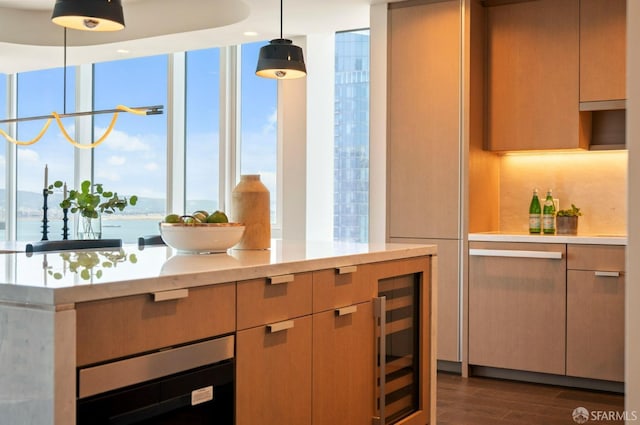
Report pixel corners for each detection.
[160,253,240,276]
[159,222,245,253]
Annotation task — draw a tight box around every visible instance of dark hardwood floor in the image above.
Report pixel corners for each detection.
[437,372,625,425]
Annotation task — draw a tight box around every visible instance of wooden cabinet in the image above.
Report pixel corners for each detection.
[75,282,236,366]
[566,245,625,382]
[236,316,312,425]
[469,242,567,375]
[387,0,461,240]
[312,301,374,425]
[486,0,589,151]
[579,0,626,102]
[387,0,479,367]
[236,272,313,425]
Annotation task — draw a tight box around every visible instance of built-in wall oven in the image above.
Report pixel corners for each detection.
[77,335,234,425]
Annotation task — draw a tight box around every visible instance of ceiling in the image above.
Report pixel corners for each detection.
[0,0,385,74]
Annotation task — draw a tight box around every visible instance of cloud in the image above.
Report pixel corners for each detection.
[144,162,159,171]
[96,126,151,152]
[107,156,126,166]
[262,107,277,135]
[17,149,39,162]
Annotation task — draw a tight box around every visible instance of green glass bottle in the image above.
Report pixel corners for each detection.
[528,189,541,234]
[542,189,556,234]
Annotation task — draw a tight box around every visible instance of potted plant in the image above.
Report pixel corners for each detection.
[50,180,138,239]
[556,204,582,235]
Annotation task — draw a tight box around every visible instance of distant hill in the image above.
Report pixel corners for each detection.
[0,190,217,219]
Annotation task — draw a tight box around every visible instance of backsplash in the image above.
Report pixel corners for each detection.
[499,151,627,235]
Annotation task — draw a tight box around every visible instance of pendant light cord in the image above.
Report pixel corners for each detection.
[280,0,283,39]
[63,27,67,115]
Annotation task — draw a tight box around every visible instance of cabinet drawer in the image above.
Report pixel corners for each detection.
[76,283,236,366]
[237,272,312,330]
[567,244,625,271]
[313,265,373,313]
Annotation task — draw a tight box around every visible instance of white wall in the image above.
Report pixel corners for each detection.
[626,0,639,419]
[369,3,388,244]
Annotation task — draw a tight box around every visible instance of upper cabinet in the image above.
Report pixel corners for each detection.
[486,0,588,151]
[579,0,626,103]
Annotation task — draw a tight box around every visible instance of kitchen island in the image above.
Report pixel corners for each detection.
[0,239,437,425]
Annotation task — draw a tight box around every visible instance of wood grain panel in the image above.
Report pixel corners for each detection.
[76,283,235,366]
[237,272,312,330]
[387,0,461,239]
[567,244,625,271]
[567,270,624,381]
[312,302,375,425]
[469,242,567,374]
[312,266,373,313]
[486,0,586,150]
[236,316,312,425]
[579,0,626,102]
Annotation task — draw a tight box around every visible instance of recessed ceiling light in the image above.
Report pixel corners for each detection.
[116,49,130,54]
[243,31,258,37]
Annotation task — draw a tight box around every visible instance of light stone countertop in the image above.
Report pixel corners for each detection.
[469,232,627,245]
[0,239,437,307]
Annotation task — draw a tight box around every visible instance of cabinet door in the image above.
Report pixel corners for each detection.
[580,0,626,102]
[469,242,567,375]
[486,0,587,151]
[236,316,312,425]
[387,0,461,239]
[312,302,374,425]
[567,270,624,381]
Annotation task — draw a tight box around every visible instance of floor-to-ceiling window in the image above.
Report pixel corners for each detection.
[0,74,9,240]
[334,29,370,243]
[240,42,278,224]
[0,74,6,239]
[93,55,168,242]
[16,67,75,241]
[185,48,221,215]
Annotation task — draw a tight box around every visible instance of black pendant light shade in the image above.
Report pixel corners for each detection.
[256,38,306,79]
[51,0,125,32]
[256,0,306,79]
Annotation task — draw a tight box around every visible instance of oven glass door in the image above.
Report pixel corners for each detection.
[77,360,234,425]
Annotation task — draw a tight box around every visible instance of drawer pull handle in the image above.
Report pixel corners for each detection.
[595,271,621,278]
[337,265,357,275]
[269,274,295,285]
[469,249,563,260]
[152,289,189,302]
[267,320,295,333]
[336,305,358,316]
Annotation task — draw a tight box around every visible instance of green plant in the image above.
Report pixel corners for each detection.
[49,180,138,218]
[557,204,582,217]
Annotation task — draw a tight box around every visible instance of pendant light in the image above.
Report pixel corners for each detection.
[51,0,125,32]
[255,0,306,79]
[0,28,163,148]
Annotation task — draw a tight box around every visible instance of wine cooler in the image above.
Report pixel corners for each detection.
[374,272,421,425]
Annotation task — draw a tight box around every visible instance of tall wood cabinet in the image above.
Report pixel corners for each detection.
[387,0,461,364]
[387,0,495,365]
